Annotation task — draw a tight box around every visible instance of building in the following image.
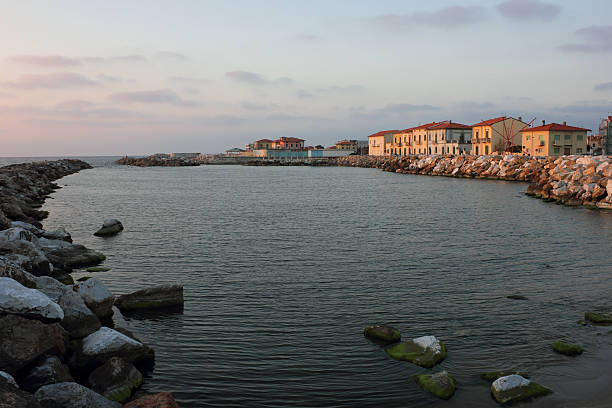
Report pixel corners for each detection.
[426,121,472,155]
[389,129,412,156]
[599,116,612,155]
[471,116,529,156]
[368,130,397,156]
[334,140,358,152]
[271,137,304,150]
[410,122,442,155]
[225,148,245,155]
[253,139,273,150]
[520,121,590,156]
[355,140,369,155]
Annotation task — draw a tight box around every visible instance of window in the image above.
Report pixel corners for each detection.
[539,135,544,145]
[554,135,560,141]
[485,145,489,154]
[476,131,479,138]
[553,147,560,154]
[577,148,583,153]
[486,130,489,138]
[564,134,570,141]
[577,135,583,141]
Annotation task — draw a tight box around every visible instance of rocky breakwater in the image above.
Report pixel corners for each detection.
[335,154,612,209]
[117,155,200,167]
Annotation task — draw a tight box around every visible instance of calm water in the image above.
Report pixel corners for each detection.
[35,161,611,407]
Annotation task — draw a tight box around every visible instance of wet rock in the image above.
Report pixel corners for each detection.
[0,240,51,276]
[74,278,114,319]
[553,341,583,356]
[385,335,446,368]
[0,375,43,408]
[111,306,138,340]
[0,314,68,375]
[0,257,38,288]
[0,277,64,322]
[45,244,106,271]
[34,382,121,408]
[115,284,184,311]
[0,371,17,387]
[0,209,11,231]
[491,374,551,404]
[94,219,124,237]
[413,370,456,400]
[123,392,179,408]
[88,357,142,402]
[481,371,529,381]
[42,227,72,243]
[585,311,612,325]
[87,266,111,272]
[363,324,401,343]
[20,356,74,393]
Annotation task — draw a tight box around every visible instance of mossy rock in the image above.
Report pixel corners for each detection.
[577,320,587,326]
[481,371,529,382]
[491,375,552,404]
[585,311,612,325]
[105,373,143,402]
[385,338,446,368]
[56,274,74,285]
[553,341,583,356]
[413,371,456,400]
[77,276,92,282]
[364,324,401,344]
[86,266,111,272]
[584,204,598,210]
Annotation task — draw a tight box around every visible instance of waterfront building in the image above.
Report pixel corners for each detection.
[520,121,590,156]
[334,140,358,152]
[599,116,612,155]
[410,122,442,155]
[225,148,246,155]
[471,116,529,155]
[271,137,305,150]
[389,129,413,156]
[253,139,273,149]
[426,121,472,155]
[368,130,397,156]
[587,133,605,155]
[355,140,369,155]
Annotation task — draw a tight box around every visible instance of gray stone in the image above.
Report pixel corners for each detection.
[0,371,17,387]
[491,374,552,404]
[46,244,106,271]
[0,277,63,321]
[94,219,124,237]
[0,375,43,408]
[74,278,114,318]
[115,283,184,311]
[42,227,72,243]
[0,257,38,288]
[0,239,51,276]
[34,382,121,408]
[0,314,68,375]
[0,210,11,231]
[88,357,142,402]
[20,356,74,393]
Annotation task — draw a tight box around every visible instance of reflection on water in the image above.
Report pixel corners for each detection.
[41,164,612,407]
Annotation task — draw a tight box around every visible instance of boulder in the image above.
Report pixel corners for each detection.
[45,244,106,271]
[585,311,612,324]
[115,284,184,311]
[36,276,101,338]
[0,277,63,322]
[0,257,38,288]
[0,371,17,387]
[34,382,121,408]
[42,227,72,243]
[363,324,401,343]
[0,375,43,408]
[491,374,551,404]
[88,357,142,402]
[111,306,139,340]
[87,266,111,272]
[69,327,152,372]
[94,219,124,237]
[413,371,456,400]
[20,356,74,393]
[385,335,446,368]
[74,278,114,318]
[553,341,583,356]
[123,392,179,408]
[0,314,68,375]
[0,210,11,231]
[0,240,51,276]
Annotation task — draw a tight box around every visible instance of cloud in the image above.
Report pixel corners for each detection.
[383,103,441,113]
[241,101,280,111]
[294,33,321,42]
[496,0,561,20]
[297,90,315,99]
[81,54,148,64]
[594,82,612,92]
[559,25,612,53]
[1,72,98,89]
[155,51,190,61]
[183,87,200,95]
[226,70,267,85]
[108,89,200,107]
[276,76,295,85]
[7,55,82,67]
[168,76,211,85]
[55,100,95,110]
[316,85,363,94]
[370,6,486,29]
[97,74,122,83]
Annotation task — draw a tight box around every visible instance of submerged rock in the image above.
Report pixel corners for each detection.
[363,324,401,343]
[0,277,64,322]
[413,371,456,400]
[115,284,184,311]
[385,335,446,368]
[506,294,528,300]
[491,374,551,404]
[553,341,583,356]
[585,311,612,325]
[94,219,124,237]
[34,382,121,408]
[88,357,142,402]
[20,356,74,393]
[74,278,114,319]
[123,392,179,408]
[481,371,529,381]
[87,266,111,272]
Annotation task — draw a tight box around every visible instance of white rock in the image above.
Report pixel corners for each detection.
[0,277,64,321]
[413,335,442,354]
[103,218,120,228]
[37,237,74,251]
[0,227,39,246]
[492,374,531,392]
[74,278,114,318]
[0,370,17,387]
[82,327,142,356]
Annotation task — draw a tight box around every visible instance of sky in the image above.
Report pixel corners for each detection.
[0,0,611,156]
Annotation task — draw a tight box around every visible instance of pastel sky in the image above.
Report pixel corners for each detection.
[1,0,611,156]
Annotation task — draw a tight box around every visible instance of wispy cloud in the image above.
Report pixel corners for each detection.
[108,89,201,107]
[594,82,612,92]
[316,85,363,94]
[97,74,122,83]
[226,70,295,85]
[155,51,190,61]
[7,55,82,67]
[1,72,98,89]
[496,0,561,20]
[294,33,321,42]
[297,90,315,99]
[370,6,486,29]
[81,54,148,64]
[55,100,95,110]
[559,25,612,53]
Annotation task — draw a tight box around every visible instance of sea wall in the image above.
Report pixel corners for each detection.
[117,155,199,167]
[335,155,612,209]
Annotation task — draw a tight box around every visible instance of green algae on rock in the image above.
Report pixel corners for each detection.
[385,335,446,368]
[553,341,583,356]
[491,374,551,404]
[363,324,401,343]
[585,311,612,325]
[87,266,111,272]
[413,371,456,400]
[481,371,529,382]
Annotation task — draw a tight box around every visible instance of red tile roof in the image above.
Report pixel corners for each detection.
[472,116,507,127]
[413,121,443,130]
[520,123,591,132]
[336,140,355,145]
[428,121,471,130]
[368,130,399,138]
[274,137,305,142]
[255,139,273,143]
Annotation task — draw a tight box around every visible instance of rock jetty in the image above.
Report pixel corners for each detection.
[335,155,612,209]
[0,160,181,406]
[117,155,199,167]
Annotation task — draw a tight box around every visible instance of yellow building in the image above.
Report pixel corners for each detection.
[253,139,273,149]
[409,122,441,155]
[368,130,397,156]
[389,129,413,156]
[471,116,529,155]
[334,140,358,151]
[521,121,590,156]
